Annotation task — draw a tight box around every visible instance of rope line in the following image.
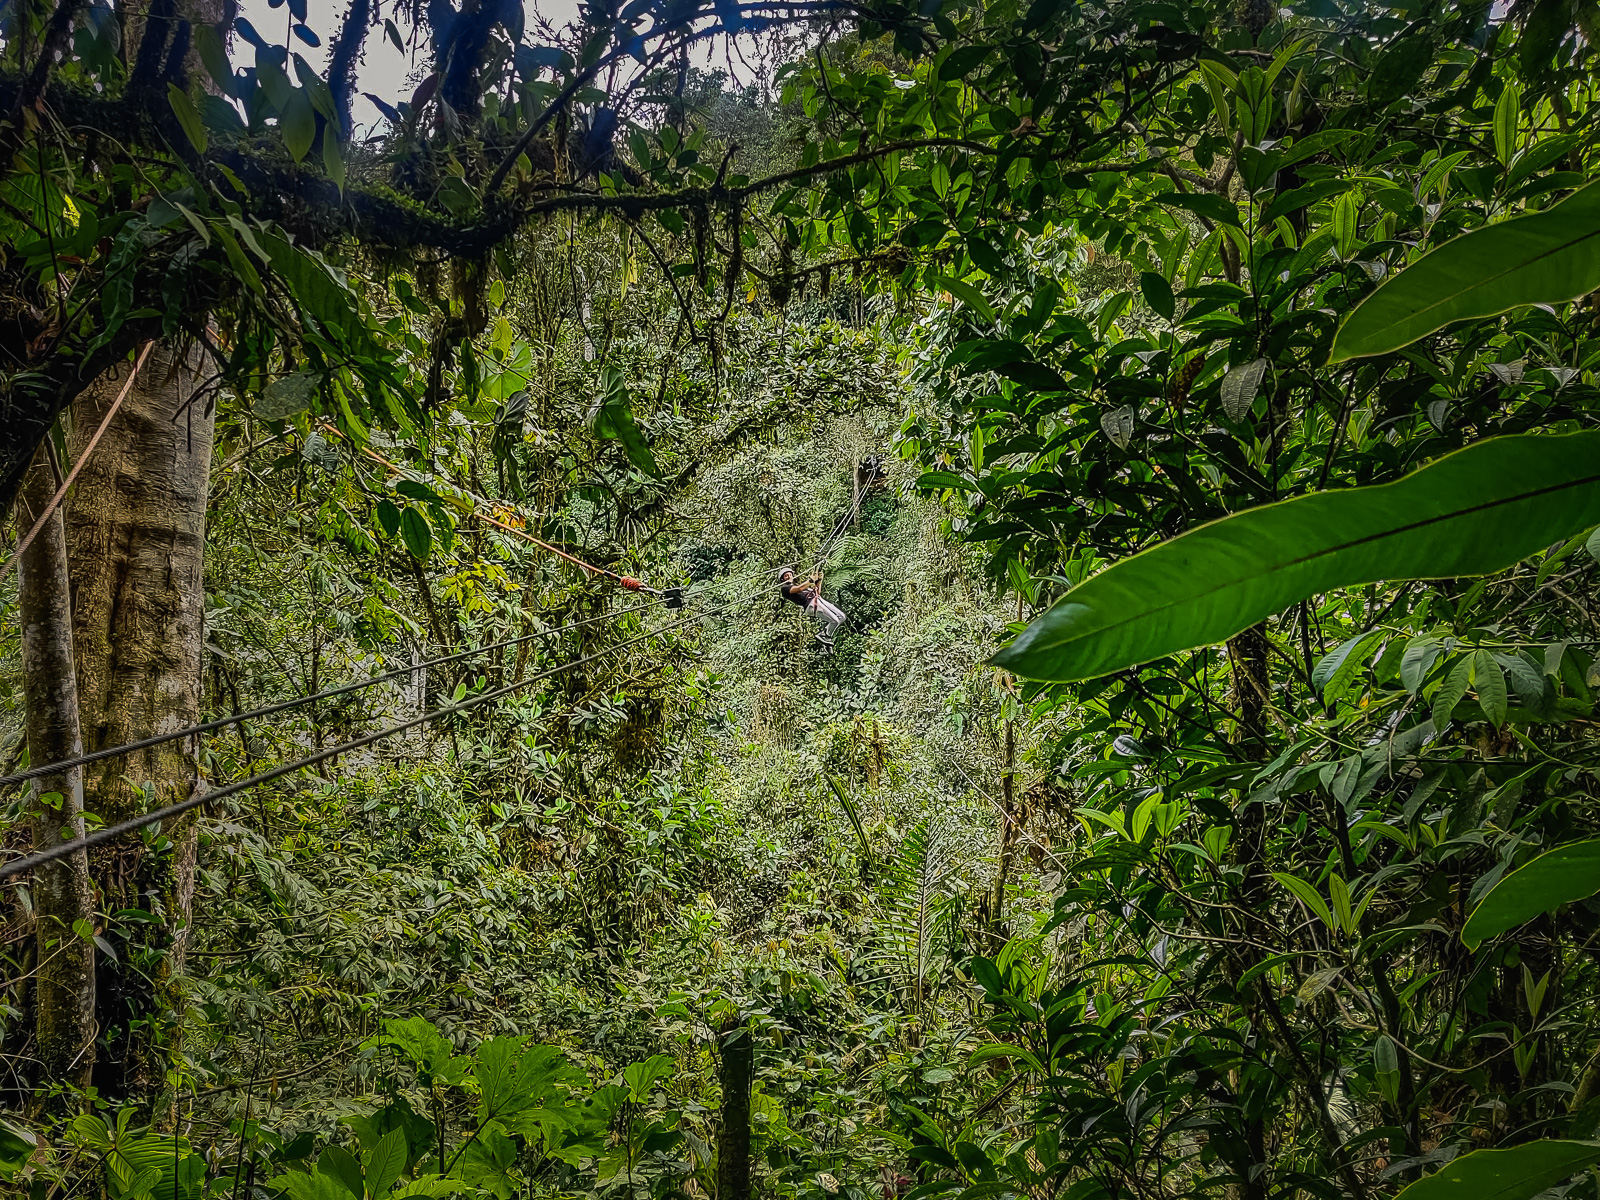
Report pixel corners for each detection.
[949,759,1068,873]
[1,463,872,794]
[0,586,765,881]
[330,427,661,595]
[819,478,870,564]
[0,343,154,587]
[0,593,674,792]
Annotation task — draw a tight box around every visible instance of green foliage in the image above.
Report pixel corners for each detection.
[9,3,1600,1200]
[255,1016,684,1199]
[0,1118,36,1181]
[992,432,1600,680]
[1333,181,1600,361]
[834,0,1600,1194]
[866,822,961,1015]
[66,1109,204,1200]
[1462,839,1600,948]
[1393,1141,1600,1200]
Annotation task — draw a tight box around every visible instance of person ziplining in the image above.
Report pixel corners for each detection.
[779,566,848,648]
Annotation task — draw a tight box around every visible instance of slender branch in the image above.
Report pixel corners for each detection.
[485,0,868,194]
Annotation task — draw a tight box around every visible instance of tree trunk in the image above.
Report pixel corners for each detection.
[65,341,214,1099]
[1226,623,1272,906]
[987,707,1019,944]
[15,445,96,1087]
[715,1016,753,1200]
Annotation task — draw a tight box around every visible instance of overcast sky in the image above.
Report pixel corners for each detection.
[236,0,586,128]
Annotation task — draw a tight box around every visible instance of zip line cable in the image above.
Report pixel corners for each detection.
[819,479,870,562]
[0,585,766,881]
[730,461,875,589]
[690,472,871,598]
[0,592,675,792]
[949,758,1070,874]
[2,404,864,835]
[0,463,865,793]
[337,421,869,602]
[331,427,664,595]
[0,343,154,587]
[325,338,881,600]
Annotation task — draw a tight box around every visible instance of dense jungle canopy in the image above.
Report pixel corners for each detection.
[2,0,1600,1197]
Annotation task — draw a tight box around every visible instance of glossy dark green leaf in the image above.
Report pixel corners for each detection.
[1331,180,1600,361]
[1400,637,1442,693]
[1021,0,1064,31]
[1312,631,1382,700]
[1474,648,1508,728]
[1367,34,1433,106]
[280,89,316,163]
[201,94,248,138]
[256,59,295,111]
[1139,271,1174,321]
[1262,179,1348,223]
[395,479,442,503]
[315,1144,363,1200]
[991,432,1600,681]
[399,507,432,562]
[997,360,1071,392]
[1394,1140,1600,1200]
[1462,839,1600,948]
[1432,654,1472,728]
[937,275,997,325]
[1521,0,1576,75]
[363,1128,406,1199]
[374,499,401,537]
[918,471,982,493]
[167,84,207,155]
[939,44,991,81]
[1159,191,1241,227]
[193,24,234,97]
[1373,1035,1400,1105]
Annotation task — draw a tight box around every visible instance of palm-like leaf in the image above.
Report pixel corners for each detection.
[862,821,960,1014]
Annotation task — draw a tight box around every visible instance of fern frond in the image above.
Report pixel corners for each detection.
[868,820,957,1011]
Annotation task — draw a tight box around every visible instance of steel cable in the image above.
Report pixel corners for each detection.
[0,585,766,881]
[0,591,678,791]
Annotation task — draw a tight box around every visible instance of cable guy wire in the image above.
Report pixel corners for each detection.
[0,592,673,791]
[332,427,663,594]
[0,586,764,882]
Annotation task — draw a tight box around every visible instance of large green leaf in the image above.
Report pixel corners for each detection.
[1461,839,1600,949]
[281,89,316,163]
[590,366,659,477]
[365,1015,469,1086]
[991,432,1600,681]
[473,1037,578,1122]
[399,507,433,562]
[1394,1140,1600,1200]
[166,84,208,155]
[364,1128,409,1199]
[622,1053,675,1103]
[1330,180,1600,361]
